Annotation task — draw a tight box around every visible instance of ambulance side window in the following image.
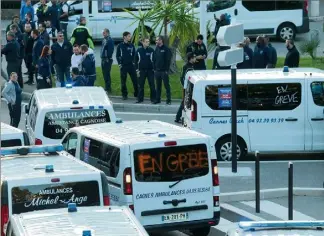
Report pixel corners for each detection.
[310,81,324,106]
[101,144,120,178]
[62,132,78,156]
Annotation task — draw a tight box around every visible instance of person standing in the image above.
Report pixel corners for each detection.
[237,37,253,69]
[71,67,88,86]
[284,39,300,68]
[135,37,155,104]
[153,35,172,105]
[20,0,34,22]
[36,0,49,24]
[71,45,82,70]
[263,35,277,68]
[1,32,20,82]
[51,31,73,87]
[101,28,114,93]
[21,12,36,30]
[45,20,57,47]
[48,0,60,31]
[70,17,95,50]
[186,34,207,70]
[23,23,35,84]
[10,24,25,88]
[59,0,69,40]
[116,31,138,100]
[80,44,96,86]
[37,45,52,89]
[253,36,269,69]
[175,52,196,124]
[38,22,50,46]
[1,72,22,128]
[6,15,23,33]
[31,29,44,87]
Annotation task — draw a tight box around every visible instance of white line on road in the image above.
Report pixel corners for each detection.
[241,200,316,221]
[221,203,265,221]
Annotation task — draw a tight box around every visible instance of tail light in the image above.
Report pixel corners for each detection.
[211,159,219,186]
[123,168,133,195]
[304,0,308,14]
[1,204,9,236]
[213,196,219,207]
[35,138,43,145]
[103,196,110,206]
[191,99,197,121]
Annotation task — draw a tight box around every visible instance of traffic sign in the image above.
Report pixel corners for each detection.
[217,48,244,67]
[216,23,244,47]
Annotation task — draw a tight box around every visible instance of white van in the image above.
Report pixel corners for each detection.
[6,205,149,236]
[1,123,30,147]
[193,0,309,41]
[182,68,324,161]
[61,120,220,236]
[0,144,110,235]
[24,86,116,145]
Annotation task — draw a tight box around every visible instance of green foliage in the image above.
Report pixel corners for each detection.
[299,30,320,60]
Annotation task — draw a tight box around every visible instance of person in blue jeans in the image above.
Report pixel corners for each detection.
[51,31,73,87]
[80,44,96,86]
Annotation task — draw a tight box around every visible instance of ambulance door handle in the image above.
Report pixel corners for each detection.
[163,199,186,207]
[89,15,94,17]
[285,118,298,122]
[311,118,324,121]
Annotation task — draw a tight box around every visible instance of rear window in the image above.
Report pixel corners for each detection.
[134,144,209,182]
[11,181,100,214]
[1,139,22,147]
[43,109,110,139]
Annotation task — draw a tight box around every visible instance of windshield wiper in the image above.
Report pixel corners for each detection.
[169,171,202,188]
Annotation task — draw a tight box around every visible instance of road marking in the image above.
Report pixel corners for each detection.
[241,200,316,221]
[221,203,265,221]
[116,111,174,116]
[213,217,236,233]
[219,167,253,177]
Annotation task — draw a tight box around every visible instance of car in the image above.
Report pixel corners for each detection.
[1,122,30,147]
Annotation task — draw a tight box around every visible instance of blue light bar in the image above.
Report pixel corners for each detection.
[73,100,79,105]
[1,145,64,156]
[283,66,289,72]
[116,118,123,123]
[68,203,77,213]
[98,105,104,109]
[89,106,95,109]
[45,165,54,173]
[158,133,166,137]
[66,84,73,89]
[239,221,324,230]
[82,230,91,236]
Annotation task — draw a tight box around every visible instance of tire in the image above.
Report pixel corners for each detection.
[191,226,211,236]
[277,23,296,42]
[216,137,246,161]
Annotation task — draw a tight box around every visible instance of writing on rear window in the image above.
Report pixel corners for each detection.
[43,109,110,139]
[11,181,100,214]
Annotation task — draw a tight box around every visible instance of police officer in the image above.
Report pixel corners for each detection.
[59,0,69,40]
[1,32,20,82]
[186,34,207,70]
[116,31,138,100]
[80,44,96,86]
[10,24,25,88]
[36,0,49,24]
[23,23,35,85]
[31,29,45,87]
[70,17,95,50]
[135,37,156,104]
[153,35,171,105]
[101,28,114,93]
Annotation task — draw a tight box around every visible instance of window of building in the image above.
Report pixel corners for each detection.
[310,82,324,106]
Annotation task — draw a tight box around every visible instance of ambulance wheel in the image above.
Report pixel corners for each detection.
[216,136,246,161]
[191,226,210,236]
[277,23,296,42]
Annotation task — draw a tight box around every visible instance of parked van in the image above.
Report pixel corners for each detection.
[183,68,324,161]
[62,120,220,236]
[1,123,30,147]
[0,145,110,236]
[6,205,149,236]
[193,0,309,41]
[24,86,116,145]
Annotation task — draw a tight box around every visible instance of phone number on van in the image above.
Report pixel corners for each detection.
[209,117,285,125]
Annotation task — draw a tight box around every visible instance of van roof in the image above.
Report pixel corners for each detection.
[11,206,148,236]
[1,122,24,135]
[186,68,324,85]
[70,120,210,145]
[1,152,99,181]
[34,87,112,109]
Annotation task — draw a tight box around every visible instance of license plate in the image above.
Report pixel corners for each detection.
[162,212,189,222]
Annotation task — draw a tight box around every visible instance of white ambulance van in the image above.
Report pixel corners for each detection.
[6,205,149,236]
[24,86,116,145]
[61,120,220,236]
[1,123,30,147]
[183,68,324,161]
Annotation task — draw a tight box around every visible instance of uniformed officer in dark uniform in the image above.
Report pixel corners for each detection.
[135,37,156,103]
[186,34,207,70]
[100,28,114,92]
[10,24,25,88]
[1,32,20,82]
[116,31,138,100]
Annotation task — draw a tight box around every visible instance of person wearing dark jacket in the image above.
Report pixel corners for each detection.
[175,52,196,123]
[135,37,156,103]
[6,15,23,33]
[253,36,270,68]
[37,45,52,89]
[59,0,69,40]
[48,0,60,31]
[70,17,95,49]
[10,24,25,88]
[21,12,36,30]
[101,28,114,92]
[31,29,44,85]
[1,32,20,82]
[20,0,34,22]
[284,39,299,68]
[264,35,277,68]
[186,34,207,70]
[51,31,73,87]
[116,31,138,100]
[36,0,49,24]
[153,35,172,104]
[80,44,96,86]
[71,67,88,86]
[23,23,35,84]
[237,38,253,69]
[39,22,50,46]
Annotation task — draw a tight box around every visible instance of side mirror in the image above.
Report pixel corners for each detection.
[25,105,29,114]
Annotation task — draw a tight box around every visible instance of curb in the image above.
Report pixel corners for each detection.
[21,91,178,114]
[310,16,324,22]
[220,187,324,202]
